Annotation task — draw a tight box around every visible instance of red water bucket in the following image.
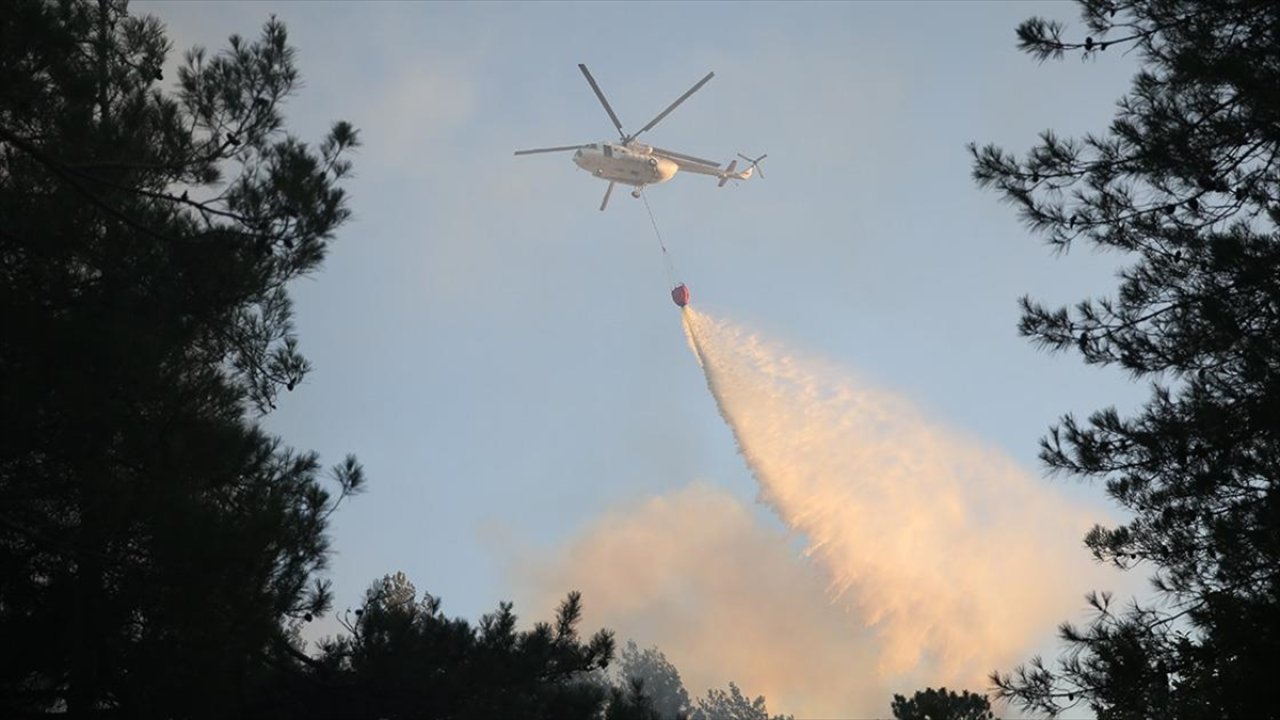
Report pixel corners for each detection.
[671,283,690,307]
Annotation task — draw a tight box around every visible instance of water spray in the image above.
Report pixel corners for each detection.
[678,308,1107,682]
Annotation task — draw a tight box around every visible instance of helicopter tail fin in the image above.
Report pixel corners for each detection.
[718,154,765,187]
[717,160,739,187]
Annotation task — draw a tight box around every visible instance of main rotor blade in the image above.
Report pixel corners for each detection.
[651,146,720,168]
[514,144,584,156]
[578,64,626,139]
[632,71,714,139]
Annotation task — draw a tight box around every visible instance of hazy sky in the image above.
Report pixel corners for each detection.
[140,1,1150,714]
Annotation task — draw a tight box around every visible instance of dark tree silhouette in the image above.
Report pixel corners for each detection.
[263,573,615,720]
[0,0,360,716]
[890,687,993,720]
[971,1,1280,718]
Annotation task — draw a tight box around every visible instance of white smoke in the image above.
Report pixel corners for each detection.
[517,483,884,717]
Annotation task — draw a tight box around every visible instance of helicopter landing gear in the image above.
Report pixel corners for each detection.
[631,188,643,199]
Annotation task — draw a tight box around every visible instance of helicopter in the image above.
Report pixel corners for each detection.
[515,64,765,211]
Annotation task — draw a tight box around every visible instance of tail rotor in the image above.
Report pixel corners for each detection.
[736,153,767,179]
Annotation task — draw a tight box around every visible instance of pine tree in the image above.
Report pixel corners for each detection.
[890,688,993,720]
[614,640,693,720]
[691,682,793,720]
[286,577,615,720]
[0,1,361,716]
[970,1,1280,718]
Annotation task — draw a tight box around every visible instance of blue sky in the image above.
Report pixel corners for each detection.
[141,0,1150,711]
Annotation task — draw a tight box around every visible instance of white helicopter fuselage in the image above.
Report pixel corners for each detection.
[573,142,679,187]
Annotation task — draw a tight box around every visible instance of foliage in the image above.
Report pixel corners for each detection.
[691,681,793,720]
[614,640,693,720]
[0,0,360,716]
[605,676,666,720]
[970,0,1280,718]
[890,687,994,720]
[260,573,615,720]
[602,644,793,720]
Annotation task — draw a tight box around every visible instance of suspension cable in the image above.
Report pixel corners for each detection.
[639,188,679,287]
